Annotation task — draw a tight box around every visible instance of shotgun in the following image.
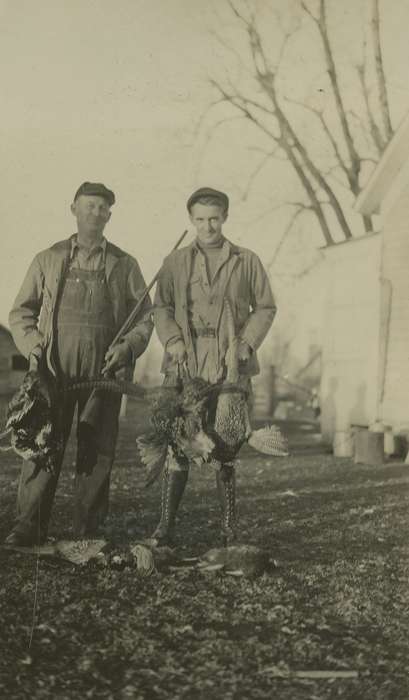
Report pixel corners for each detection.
[102,228,189,373]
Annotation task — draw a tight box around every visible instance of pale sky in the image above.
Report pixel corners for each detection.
[0,0,217,325]
[1,0,409,333]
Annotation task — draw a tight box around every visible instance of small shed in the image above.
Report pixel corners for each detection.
[321,112,409,441]
[0,324,28,395]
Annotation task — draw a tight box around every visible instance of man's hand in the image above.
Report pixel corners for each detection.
[28,345,43,372]
[102,341,132,376]
[237,339,252,363]
[224,339,252,373]
[167,339,187,364]
[29,354,40,372]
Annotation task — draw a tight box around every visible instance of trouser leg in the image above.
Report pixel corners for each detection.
[216,463,237,546]
[73,392,121,538]
[7,397,75,545]
[13,458,63,544]
[151,457,189,546]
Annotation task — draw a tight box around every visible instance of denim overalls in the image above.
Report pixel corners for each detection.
[16,265,122,539]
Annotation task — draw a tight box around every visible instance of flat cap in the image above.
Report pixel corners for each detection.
[74,182,115,206]
[187,187,229,213]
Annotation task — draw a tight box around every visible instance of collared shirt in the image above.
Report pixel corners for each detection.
[186,238,238,382]
[187,239,229,331]
[69,234,107,271]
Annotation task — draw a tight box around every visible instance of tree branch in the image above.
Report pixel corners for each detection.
[212,77,336,244]
[370,0,393,142]
[247,199,313,226]
[284,141,335,245]
[210,28,254,80]
[282,94,352,185]
[257,71,352,239]
[355,64,385,156]
[303,0,361,192]
[267,207,307,270]
[210,80,282,143]
[243,14,352,240]
[191,96,230,140]
[241,145,282,200]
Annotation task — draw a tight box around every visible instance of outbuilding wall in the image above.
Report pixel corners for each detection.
[379,184,409,431]
[320,234,381,442]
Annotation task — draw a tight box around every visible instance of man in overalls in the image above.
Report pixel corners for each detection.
[5,182,153,546]
[152,187,276,546]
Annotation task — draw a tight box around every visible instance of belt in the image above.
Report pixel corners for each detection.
[190,326,216,338]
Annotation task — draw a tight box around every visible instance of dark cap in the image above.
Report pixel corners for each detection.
[74,182,115,206]
[187,187,229,213]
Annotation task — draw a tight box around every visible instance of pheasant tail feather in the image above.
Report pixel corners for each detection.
[248,425,289,456]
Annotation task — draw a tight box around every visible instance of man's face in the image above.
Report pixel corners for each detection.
[71,195,111,235]
[189,203,227,246]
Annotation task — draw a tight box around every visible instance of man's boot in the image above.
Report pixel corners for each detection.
[150,467,188,547]
[216,464,237,546]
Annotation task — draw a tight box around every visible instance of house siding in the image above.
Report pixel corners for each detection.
[320,235,381,441]
[380,186,409,429]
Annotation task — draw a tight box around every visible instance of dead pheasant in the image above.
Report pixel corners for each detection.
[137,377,215,486]
[208,300,252,463]
[0,370,62,472]
[196,545,273,578]
[46,340,288,482]
[210,299,289,464]
[135,302,288,482]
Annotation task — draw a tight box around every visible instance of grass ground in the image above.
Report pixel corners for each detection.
[0,398,409,699]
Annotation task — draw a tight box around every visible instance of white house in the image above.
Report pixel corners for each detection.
[321,112,409,442]
[320,233,381,441]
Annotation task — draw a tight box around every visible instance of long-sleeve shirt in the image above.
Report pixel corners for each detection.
[154,237,276,379]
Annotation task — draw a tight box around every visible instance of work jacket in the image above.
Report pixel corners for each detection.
[154,238,276,379]
[9,236,153,377]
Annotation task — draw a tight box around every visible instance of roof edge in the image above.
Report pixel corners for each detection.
[355,111,409,216]
[319,230,380,251]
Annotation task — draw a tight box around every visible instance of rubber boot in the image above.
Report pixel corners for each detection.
[216,464,237,546]
[150,468,188,547]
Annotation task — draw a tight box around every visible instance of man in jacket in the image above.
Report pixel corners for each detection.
[152,186,276,546]
[5,182,153,546]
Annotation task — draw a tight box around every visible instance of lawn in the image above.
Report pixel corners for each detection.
[0,398,408,699]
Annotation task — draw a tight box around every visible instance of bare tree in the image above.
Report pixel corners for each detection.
[370,0,393,145]
[204,0,394,247]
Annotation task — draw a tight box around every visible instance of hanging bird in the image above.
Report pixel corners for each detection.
[210,300,289,464]
[0,370,62,472]
[57,349,288,484]
[135,308,288,483]
[137,377,215,486]
[208,299,252,463]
